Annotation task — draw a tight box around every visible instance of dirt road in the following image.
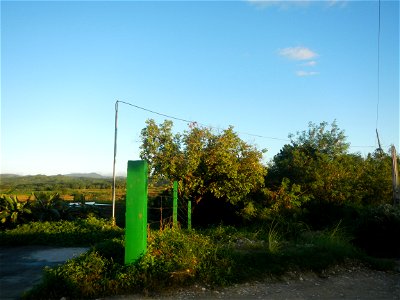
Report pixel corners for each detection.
[107,262,400,300]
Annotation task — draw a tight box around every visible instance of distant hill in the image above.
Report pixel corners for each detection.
[65,173,106,179]
[0,174,21,178]
[0,173,126,195]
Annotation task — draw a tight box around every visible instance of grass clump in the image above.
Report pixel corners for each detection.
[283,223,357,272]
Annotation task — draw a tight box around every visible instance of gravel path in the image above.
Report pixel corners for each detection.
[106,262,400,300]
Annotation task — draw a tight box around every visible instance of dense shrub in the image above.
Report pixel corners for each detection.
[24,228,237,299]
[0,216,123,246]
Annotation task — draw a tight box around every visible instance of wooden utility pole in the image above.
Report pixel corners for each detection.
[376,129,383,153]
[391,145,400,205]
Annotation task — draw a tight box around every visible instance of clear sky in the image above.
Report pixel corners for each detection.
[1,0,399,176]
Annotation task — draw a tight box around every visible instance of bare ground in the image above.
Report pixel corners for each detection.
[106,261,400,300]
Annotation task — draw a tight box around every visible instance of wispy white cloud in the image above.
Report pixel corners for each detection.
[300,60,317,66]
[296,70,319,77]
[279,46,318,60]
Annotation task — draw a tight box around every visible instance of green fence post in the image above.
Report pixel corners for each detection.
[173,181,178,228]
[125,160,148,265]
[187,199,192,230]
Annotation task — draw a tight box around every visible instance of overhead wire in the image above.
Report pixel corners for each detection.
[118,100,290,142]
[118,100,380,149]
[376,0,381,131]
[375,0,383,152]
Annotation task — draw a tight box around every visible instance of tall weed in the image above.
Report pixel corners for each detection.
[267,222,283,253]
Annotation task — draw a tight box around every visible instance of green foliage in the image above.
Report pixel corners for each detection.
[23,224,396,299]
[92,238,125,264]
[140,119,266,222]
[264,178,309,215]
[291,120,350,156]
[0,194,32,228]
[143,229,232,286]
[268,121,362,205]
[267,222,283,253]
[357,151,394,205]
[25,251,111,299]
[0,216,123,246]
[266,121,395,230]
[284,227,357,272]
[29,192,71,221]
[24,228,237,299]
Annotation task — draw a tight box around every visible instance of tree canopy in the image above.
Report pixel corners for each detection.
[140,119,266,206]
[268,120,394,206]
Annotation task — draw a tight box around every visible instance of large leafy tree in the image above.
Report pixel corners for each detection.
[268,121,363,204]
[358,150,394,205]
[268,120,395,206]
[140,119,266,207]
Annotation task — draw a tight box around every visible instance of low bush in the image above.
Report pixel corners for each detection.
[0,216,123,246]
[24,229,236,299]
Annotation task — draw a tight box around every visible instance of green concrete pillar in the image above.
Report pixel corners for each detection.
[125,160,148,265]
[173,181,178,228]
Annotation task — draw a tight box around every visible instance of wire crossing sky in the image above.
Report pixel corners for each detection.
[118,100,290,141]
[1,0,399,176]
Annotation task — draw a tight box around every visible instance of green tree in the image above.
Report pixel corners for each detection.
[140,120,266,208]
[357,150,393,205]
[267,121,362,204]
[140,119,182,181]
[268,120,395,208]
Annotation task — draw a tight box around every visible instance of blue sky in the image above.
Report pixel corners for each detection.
[1,0,399,176]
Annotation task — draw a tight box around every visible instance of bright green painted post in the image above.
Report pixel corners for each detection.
[173,181,178,228]
[125,160,148,265]
[187,200,192,230]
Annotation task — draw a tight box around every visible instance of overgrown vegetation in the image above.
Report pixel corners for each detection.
[0,193,108,229]
[1,120,398,299]
[140,120,399,226]
[22,224,396,299]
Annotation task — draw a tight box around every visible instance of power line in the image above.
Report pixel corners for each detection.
[117,100,290,142]
[375,0,381,143]
[118,101,194,124]
[118,100,383,149]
